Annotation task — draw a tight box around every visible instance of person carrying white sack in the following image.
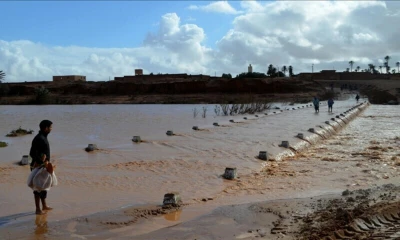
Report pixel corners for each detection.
[27,120,57,215]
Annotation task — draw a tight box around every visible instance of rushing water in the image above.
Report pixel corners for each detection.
[0,96,393,228]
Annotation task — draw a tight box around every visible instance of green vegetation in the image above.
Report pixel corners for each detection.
[0,141,8,148]
[6,127,34,137]
[349,56,400,73]
[34,86,51,104]
[0,70,5,82]
[215,102,271,116]
[221,73,232,78]
[235,72,267,79]
[0,70,9,97]
[267,64,285,77]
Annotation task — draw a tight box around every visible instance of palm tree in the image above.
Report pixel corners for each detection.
[379,66,383,74]
[356,66,360,72]
[392,69,396,74]
[348,61,354,72]
[368,64,375,73]
[288,66,293,77]
[384,55,391,73]
[396,61,400,73]
[384,62,390,73]
[0,71,5,83]
[267,64,278,77]
[281,66,287,77]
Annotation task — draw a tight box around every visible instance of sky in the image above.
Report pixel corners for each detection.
[0,0,399,82]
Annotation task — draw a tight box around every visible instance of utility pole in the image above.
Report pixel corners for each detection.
[312,64,314,73]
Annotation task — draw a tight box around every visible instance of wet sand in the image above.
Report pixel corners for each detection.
[0,98,399,239]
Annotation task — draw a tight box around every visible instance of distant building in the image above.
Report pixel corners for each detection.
[135,69,143,75]
[53,75,86,82]
[248,64,253,73]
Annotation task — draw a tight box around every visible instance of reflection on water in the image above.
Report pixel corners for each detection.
[34,214,48,237]
[164,210,182,221]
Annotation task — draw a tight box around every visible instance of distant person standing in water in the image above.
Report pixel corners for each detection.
[356,94,360,102]
[328,98,334,112]
[313,97,320,113]
[29,120,54,215]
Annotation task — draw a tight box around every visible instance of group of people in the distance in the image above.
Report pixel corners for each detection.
[312,94,360,113]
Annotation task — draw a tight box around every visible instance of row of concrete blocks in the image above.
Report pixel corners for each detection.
[222,101,369,180]
[130,104,316,142]
[194,103,321,130]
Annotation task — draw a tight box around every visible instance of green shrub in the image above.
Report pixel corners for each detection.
[6,127,34,137]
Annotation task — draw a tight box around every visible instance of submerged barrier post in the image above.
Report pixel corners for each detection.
[308,128,315,133]
[20,155,30,165]
[258,151,268,160]
[297,133,304,139]
[244,117,247,120]
[223,167,237,180]
[229,119,235,123]
[280,141,289,148]
[192,126,199,130]
[166,130,174,136]
[163,192,182,207]
[213,122,219,126]
[325,121,330,124]
[132,136,141,143]
[255,115,258,117]
[85,144,98,152]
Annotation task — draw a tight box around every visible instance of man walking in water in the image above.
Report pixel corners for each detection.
[313,97,320,113]
[356,94,360,102]
[29,120,53,215]
[328,98,334,112]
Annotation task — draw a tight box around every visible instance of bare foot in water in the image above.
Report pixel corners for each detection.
[36,210,46,215]
[42,206,53,211]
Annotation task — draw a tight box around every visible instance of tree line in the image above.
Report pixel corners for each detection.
[348,56,400,74]
[222,64,294,79]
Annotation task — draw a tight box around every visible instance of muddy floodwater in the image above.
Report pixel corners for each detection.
[0,96,399,239]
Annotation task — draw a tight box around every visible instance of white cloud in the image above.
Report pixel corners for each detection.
[0,1,400,82]
[188,1,242,15]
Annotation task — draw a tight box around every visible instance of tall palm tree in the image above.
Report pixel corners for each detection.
[396,61,400,73]
[356,66,360,72]
[288,66,293,77]
[267,64,274,77]
[384,55,391,73]
[281,66,287,77]
[368,64,375,73]
[384,62,390,73]
[348,61,354,72]
[379,66,383,74]
[0,70,5,83]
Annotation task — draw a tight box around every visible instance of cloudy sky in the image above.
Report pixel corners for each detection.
[0,1,399,82]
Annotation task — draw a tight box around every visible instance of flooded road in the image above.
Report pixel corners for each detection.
[1,97,398,237]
